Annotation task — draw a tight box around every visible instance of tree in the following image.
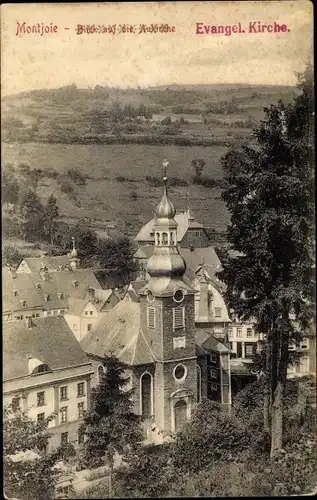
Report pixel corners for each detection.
[93,236,137,283]
[2,244,22,268]
[17,190,44,241]
[43,194,60,245]
[191,158,206,178]
[80,354,143,496]
[54,223,99,266]
[161,115,172,125]
[2,168,20,207]
[218,63,314,457]
[4,402,61,500]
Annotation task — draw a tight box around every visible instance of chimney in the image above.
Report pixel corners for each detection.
[25,317,32,329]
[88,288,95,301]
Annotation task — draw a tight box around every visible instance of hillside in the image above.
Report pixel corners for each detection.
[2,83,298,242]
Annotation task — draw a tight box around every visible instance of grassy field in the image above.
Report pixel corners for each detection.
[2,142,230,236]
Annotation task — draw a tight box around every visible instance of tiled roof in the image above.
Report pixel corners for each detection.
[18,256,70,273]
[195,328,229,353]
[3,266,103,314]
[3,316,90,381]
[135,210,209,243]
[81,300,154,365]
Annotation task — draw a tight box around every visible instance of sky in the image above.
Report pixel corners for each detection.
[1,1,313,95]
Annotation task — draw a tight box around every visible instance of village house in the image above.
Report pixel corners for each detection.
[3,316,93,450]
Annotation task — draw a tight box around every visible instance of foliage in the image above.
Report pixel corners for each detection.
[17,190,44,241]
[191,158,206,177]
[2,167,20,205]
[161,115,172,125]
[55,223,99,265]
[4,403,62,500]
[43,194,60,245]
[67,167,87,185]
[2,244,22,268]
[80,354,143,470]
[92,236,136,283]
[218,63,314,454]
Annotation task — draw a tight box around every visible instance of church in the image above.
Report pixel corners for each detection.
[81,173,231,437]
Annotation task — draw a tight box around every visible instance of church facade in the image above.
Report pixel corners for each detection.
[82,175,231,437]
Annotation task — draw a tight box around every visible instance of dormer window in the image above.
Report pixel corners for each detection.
[20,300,27,307]
[57,292,64,299]
[32,364,50,375]
[36,283,42,290]
[72,280,79,287]
[44,294,50,302]
[12,290,18,297]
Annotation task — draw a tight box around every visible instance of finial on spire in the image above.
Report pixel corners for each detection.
[71,236,76,250]
[162,159,169,183]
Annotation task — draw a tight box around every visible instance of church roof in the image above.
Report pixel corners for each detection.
[3,317,89,381]
[135,210,208,244]
[81,299,154,366]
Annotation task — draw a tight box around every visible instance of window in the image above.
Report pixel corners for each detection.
[47,311,51,316]
[60,386,68,401]
[12,397,20,411]
[78,429,85,445]
[147,307,155,329]
[210,353,217,363]
[97,365,104,384]
[174,290,184,303]
[173,307,185,330]
[210,369,217,379]
[247,328,253,337]
[33,364,50,375]
[300,338,309,350]
[229,342,233,351]
[60,407,68,423]
[85,311,88,316]
[300,357,309,373]
[78,402,84,419]
[194,230,201,237]
[53,310,58,316]
[162,232,168,245]
[61,432,68,445]
[215,307,222,318]
[59,310,64,315]
[77,382,85,397]
[197,365,202,403]
[37,413,45,423]
[89,311,93,315]
[87,324,92,332]
[173,364,187,381]
[36,313,40,317]
[140,373,153,417]
[210,383,218,391]
[289,340,296,350]
[237,328,242,338]
[73,324,77,331]
[228,328,233,337]
[37,392,45,407]
[245,345,254,357]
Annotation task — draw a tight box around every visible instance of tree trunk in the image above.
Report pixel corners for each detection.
[263,339,271,435]
[270,323,289,458]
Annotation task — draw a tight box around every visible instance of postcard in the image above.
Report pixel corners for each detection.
[2,2,315,499]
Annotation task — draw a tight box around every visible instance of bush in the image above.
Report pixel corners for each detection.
[67,167,86,185]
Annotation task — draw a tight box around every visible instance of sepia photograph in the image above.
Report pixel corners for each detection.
[1,1,315,498]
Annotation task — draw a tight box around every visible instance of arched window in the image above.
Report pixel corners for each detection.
[140,372,153,418]
[97,365,104,385]
[32,364,50,375]
[162,232,168,245]
[197,365,202,403]
[170,232,176,246]
[156,232,161,246]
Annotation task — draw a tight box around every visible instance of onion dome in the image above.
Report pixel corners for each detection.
[147,247,186,278]
[155,174,176,220]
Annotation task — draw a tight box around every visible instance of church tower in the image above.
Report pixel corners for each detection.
[140,163,198,434]
[69,237,80,271]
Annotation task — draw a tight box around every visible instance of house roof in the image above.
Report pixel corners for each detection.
[17,256,71,273]
[81,299,154,365]
[3,266,104,314]
[195,328,229,353]
[135,210,209,244]
[3,316,89,381]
